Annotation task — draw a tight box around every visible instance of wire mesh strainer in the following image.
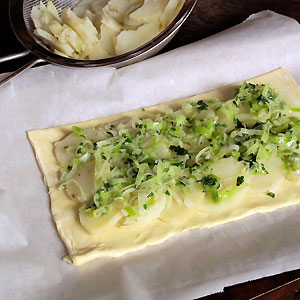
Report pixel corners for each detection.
[1,0,197,86]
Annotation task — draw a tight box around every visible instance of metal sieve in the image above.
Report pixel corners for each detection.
[0,0,197,86]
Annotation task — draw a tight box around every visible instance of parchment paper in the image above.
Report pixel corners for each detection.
[1,11,300,300]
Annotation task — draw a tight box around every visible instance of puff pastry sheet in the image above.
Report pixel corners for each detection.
[28,67,300,266]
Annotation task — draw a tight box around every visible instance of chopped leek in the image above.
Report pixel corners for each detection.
[56,82,300,222]
[236,176,244,186]
[125,207,136,217]
[72,126,85,138]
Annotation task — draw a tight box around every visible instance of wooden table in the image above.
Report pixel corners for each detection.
[1,0,300,299]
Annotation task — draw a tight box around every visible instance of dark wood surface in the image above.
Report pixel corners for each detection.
[1,0,300,299]
[199,269,300,300]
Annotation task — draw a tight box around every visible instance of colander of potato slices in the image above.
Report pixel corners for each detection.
[0,0,197,86]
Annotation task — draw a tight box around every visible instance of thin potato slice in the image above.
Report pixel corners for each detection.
[248,156,286,193]
[160,0,184,28]
[31,0,183,59]
[80,203,123,234]
[115,20,160,55]
[129,0,169,23]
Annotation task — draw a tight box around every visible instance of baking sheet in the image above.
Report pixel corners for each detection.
[1,10,300,300]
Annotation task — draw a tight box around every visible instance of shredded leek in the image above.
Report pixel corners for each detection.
[56,82,300,219]
[72,126,85,138]
[267,192,276,198]
[236,176,244,186]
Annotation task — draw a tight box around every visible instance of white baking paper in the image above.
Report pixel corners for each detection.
[1,10,300,300]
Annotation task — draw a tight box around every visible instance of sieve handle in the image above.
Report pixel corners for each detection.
[0,50,31,63]
[0,58,44,87]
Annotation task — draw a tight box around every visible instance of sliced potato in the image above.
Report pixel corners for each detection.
[66,160,95,202]
[90,12,103,32]
[129,0,169,23]
[73,6,90,19]
[158,185,205,225]
[124,194,167,225]
[248,156,285,193]
[83,10,96,24]
[101,8,123,32]
[31,2,59,32]
[55,128,108,165]
[48,21,84,54]
[285,170,300,182]
[130,0,144,5]
[88,41,111,59]
[58,25,85,53]
[31,0,182,59]
[197,158,249,212]
[34,28,75,57]
[98,24,118,56]
[61,9,99,45]
[115,20,160,55]
[79,202,123,234]
[105,0,133,24]
[72,0,108,17]
[160,0,184,28]
[94,157,111,184]
[73,0,97,17]
[122,3,144,30]
[211,157,246,188]
[54,49,70,58]
[40,2,59,29]
[46,1,61,22]
[199,184,250,213]
[90,0,110,14]
[31,6,43,29]
[48,20,64,37]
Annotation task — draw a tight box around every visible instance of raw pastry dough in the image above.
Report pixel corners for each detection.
[28,67,300,266]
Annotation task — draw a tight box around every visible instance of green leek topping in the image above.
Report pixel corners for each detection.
[125,207,136,217]
[267,192,276,198]
[72,125,85,138]
[236,176,244,186]
[58,82,300,218]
